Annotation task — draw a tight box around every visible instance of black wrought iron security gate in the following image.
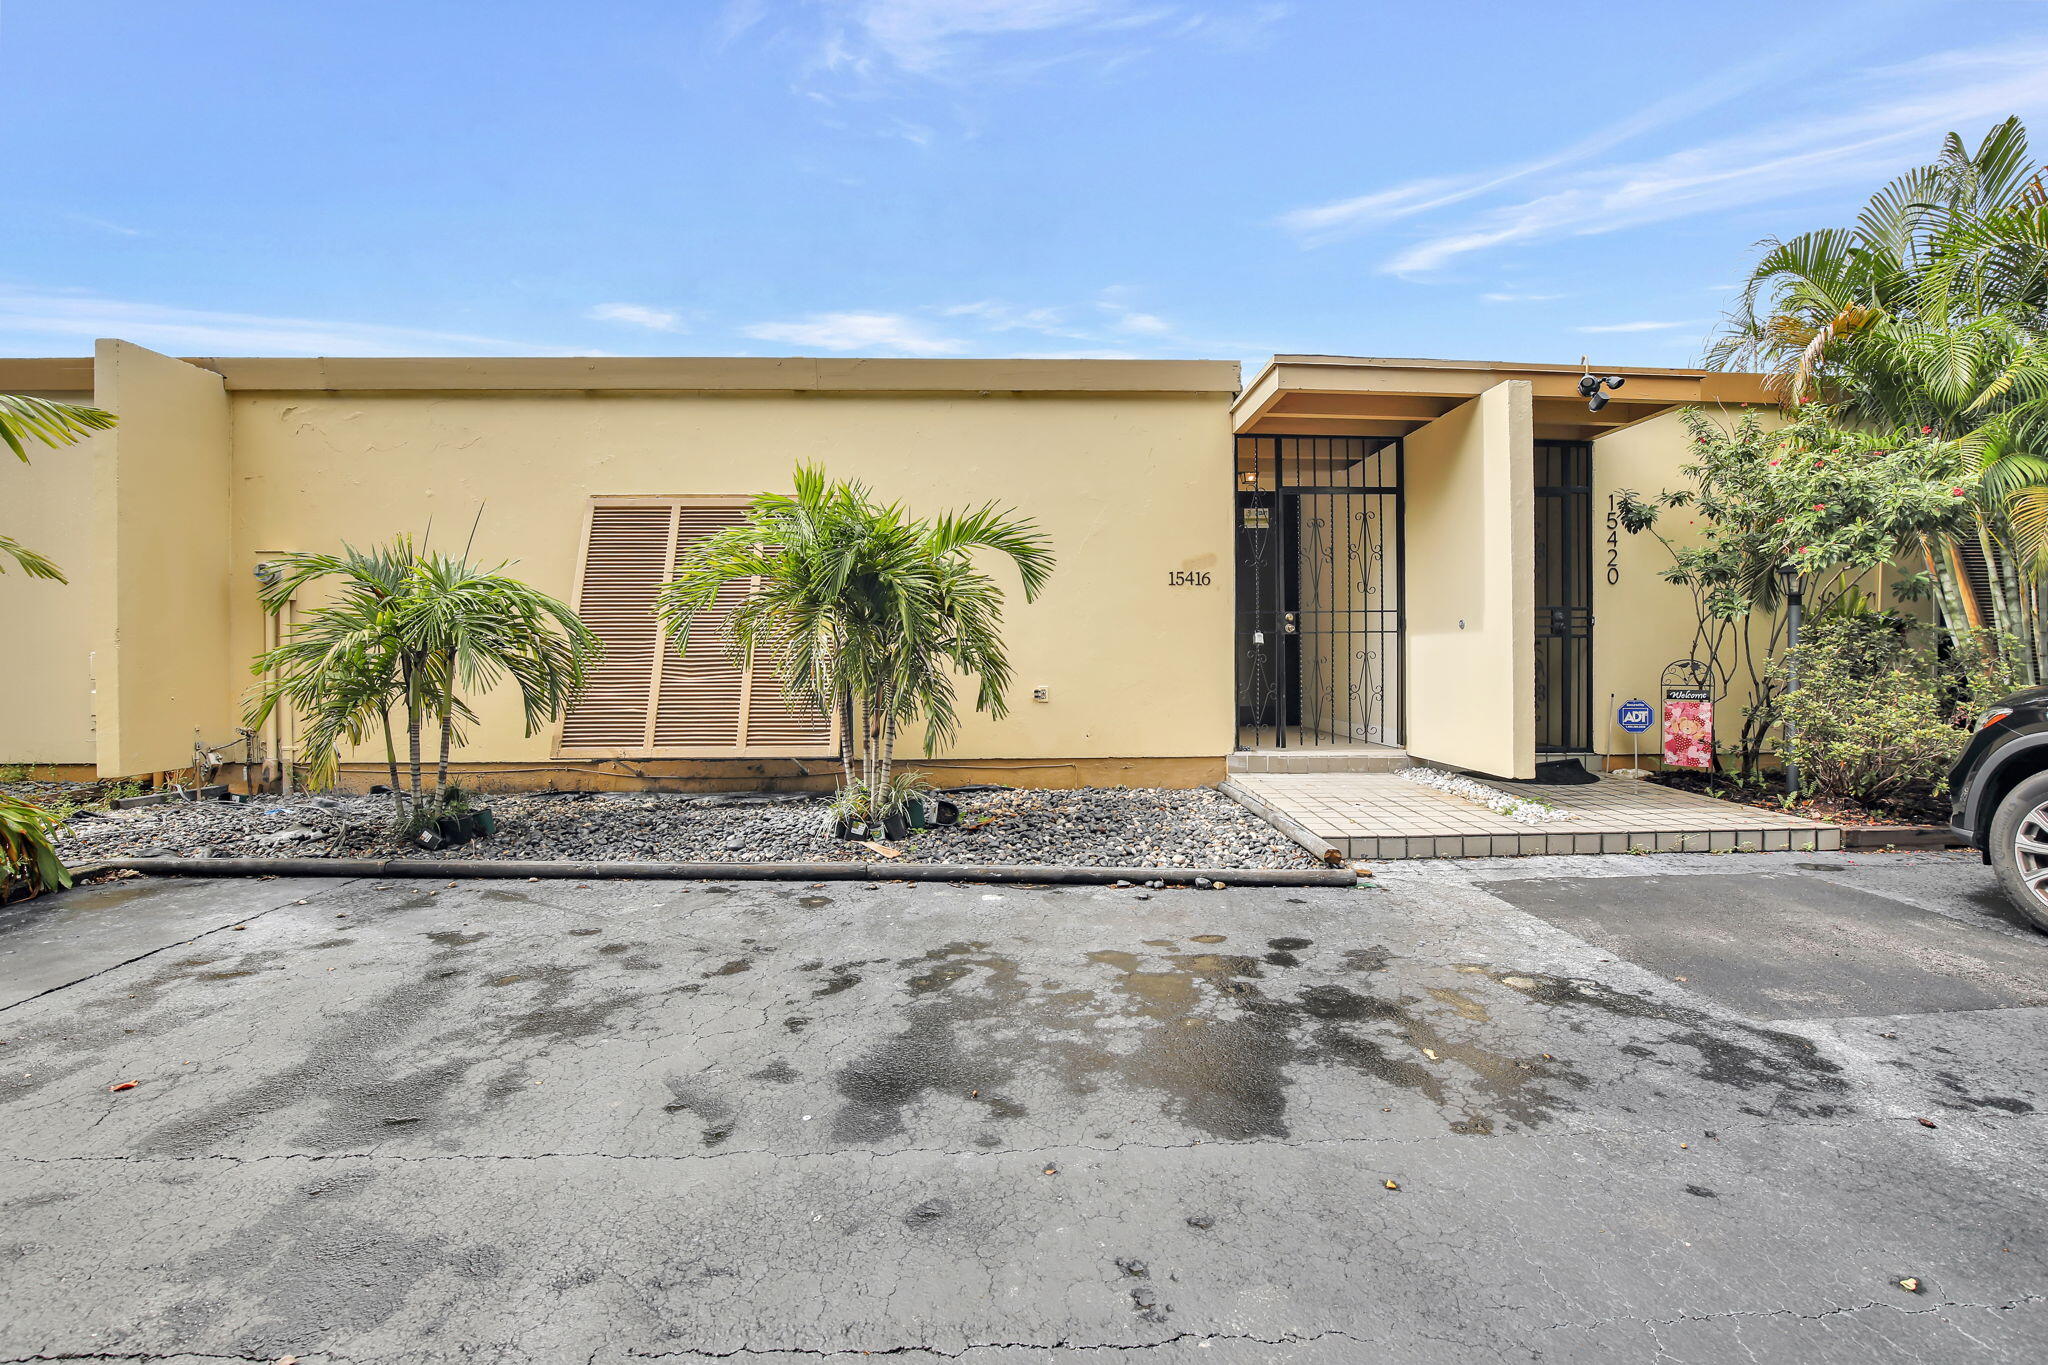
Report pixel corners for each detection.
[1234,435,1403,748]
[1534,440,1593,752]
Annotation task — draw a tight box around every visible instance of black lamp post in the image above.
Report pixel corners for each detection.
[1775,563,1807,798]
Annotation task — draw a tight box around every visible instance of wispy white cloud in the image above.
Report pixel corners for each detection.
[1275,23,1831,248]
[940,289,1181,344]
[1576,320,1698,334]
[1279,27,2048,278]
[1279,176,1508,243]
[67,213,145,238]
[1481,291,1565,303]
[743,0,1281,94]
[1107,308,1171,335]
[823,0,1176,78]
[586,302,685,332]
[941,300,1084,335]
[743,288,1195,357]
[743,310,967,354]
[0,286,575,356]
[1093,285,1175,337]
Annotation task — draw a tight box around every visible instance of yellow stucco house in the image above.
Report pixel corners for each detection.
[1,340,1786,792]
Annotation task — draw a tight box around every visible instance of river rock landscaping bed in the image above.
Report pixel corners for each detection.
[47,786,1321,870]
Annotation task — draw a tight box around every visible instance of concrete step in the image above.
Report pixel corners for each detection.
[1227,745,1409,774]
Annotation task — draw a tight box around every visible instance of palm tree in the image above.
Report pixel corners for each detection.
[247,535,598,816]
[403,550,601,792]
[657,466,1054,821]
[247,540,420,815]
[1,393,116,581]
[1708,116,2048,676]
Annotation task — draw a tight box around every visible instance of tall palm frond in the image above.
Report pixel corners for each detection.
[658,466,1055,810]
[1708,115,2048,677]
[248,534,596,810]
[0,394,117,581]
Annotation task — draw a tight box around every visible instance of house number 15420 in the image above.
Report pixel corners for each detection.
[1167,570,1213,586]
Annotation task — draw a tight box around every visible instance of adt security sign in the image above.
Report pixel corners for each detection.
[1617,699,1654,733]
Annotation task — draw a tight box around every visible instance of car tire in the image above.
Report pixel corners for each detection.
[1986,768,2048,935]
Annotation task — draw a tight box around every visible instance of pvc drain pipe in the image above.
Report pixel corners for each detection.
[72,856,1362,889]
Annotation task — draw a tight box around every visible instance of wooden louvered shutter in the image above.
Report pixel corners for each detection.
[560,503,673,750]
[558,498,837,757]
[652,505,751,748]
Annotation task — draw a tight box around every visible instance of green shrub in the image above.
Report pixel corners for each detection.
[0,793,72,902]
[1771,615,2020,804]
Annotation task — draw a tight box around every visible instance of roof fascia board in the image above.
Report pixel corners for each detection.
[179,355,1240,395]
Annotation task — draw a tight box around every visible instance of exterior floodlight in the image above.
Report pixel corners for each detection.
[1579,372,1628,412]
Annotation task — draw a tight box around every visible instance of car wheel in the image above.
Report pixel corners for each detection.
[1986,769,2048,935]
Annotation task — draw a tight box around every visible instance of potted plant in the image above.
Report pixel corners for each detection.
[880,771,936,838]
[825,781,877,841]
[438,782,492,844]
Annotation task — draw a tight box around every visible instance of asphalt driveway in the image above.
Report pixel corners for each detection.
[2,851,2044,1362]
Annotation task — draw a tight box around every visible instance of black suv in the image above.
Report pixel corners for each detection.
[1949,685,2048,933]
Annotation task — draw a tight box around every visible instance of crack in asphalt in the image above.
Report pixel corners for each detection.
[1,1355,360,1364]
[0,879,363,1017]
[623,1330,1374,1358]
[8,1108,2037,1169]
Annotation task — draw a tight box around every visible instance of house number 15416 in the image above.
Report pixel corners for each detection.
[1167,570,1213,586]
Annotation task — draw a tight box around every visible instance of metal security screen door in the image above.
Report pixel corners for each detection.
[1234,435,1403,749]
[1533,440,1593,753]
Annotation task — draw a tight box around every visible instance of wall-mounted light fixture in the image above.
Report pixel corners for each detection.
[1577,370,1627,413]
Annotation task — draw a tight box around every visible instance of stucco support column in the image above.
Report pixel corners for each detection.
[1399,380,1535,779]
[91,339,237,779]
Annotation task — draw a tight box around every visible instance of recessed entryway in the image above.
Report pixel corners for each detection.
[1233,434,1402,754]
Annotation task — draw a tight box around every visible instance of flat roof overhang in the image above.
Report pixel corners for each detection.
[1233,355,1776,442]
[0,354,1241,397]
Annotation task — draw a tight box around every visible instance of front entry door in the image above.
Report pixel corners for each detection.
[1533,441,1593,752]
[1233,435,1402,748]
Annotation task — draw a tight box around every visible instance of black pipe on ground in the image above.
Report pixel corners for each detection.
[68,857,1362,889]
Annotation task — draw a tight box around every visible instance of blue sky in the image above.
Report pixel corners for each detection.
[6,0,2048,371]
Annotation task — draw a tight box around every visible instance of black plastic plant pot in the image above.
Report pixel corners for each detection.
[934,798,960,826]
[437,815,469,846]
[834,818,860,841]
[882,811,910,840]
[473,807,497,839]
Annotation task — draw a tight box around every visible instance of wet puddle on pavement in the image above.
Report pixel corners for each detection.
[814,933,1856,1144]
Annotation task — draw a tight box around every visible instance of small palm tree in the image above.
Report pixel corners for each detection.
[403,551,600,792]
[247,540,420,814]
[247,535,598,819]
[657,466,1053,823]
[2,393,117,582]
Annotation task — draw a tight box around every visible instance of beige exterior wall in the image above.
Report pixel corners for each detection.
[1589,407,1922,766]
[1594,409,1727,761]
[0,391,100,766]
[89,341,238,777]
[222,385,1236,776]
[1401,381,1535,779]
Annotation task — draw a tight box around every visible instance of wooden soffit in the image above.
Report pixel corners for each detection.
[1233,355,1775,441]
